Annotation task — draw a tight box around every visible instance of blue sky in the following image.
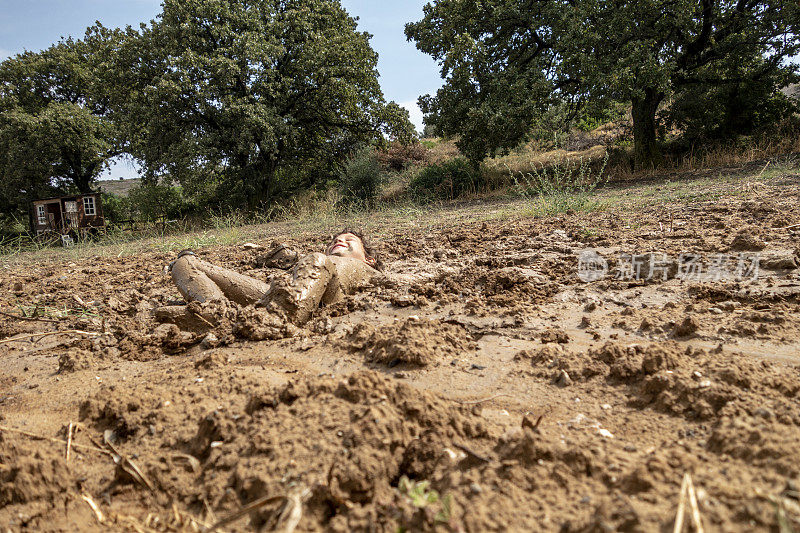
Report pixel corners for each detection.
[0,0,442,178]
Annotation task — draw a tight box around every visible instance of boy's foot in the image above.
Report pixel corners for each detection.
[167,249,196,273]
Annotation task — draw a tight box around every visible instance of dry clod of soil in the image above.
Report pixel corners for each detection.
[0,440,73,507]
[541,328,570,344]
[345,318,475,366]
[76,370,496,531]
[729,227,767,251]
[194,350,229,369]
[56,348,95,373]
[760,251,799,270]
[707,416,800,476]
[673,315,700,337]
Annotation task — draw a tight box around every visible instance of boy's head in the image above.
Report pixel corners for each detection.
[326,229,378,268]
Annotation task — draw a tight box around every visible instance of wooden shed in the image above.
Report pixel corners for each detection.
[30,193,105,235]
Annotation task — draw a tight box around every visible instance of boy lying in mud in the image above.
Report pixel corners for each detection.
[158,231,380,329]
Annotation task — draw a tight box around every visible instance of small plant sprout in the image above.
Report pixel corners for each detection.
[396,476,453,524]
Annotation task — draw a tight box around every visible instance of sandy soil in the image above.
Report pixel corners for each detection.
[2,172,800,532]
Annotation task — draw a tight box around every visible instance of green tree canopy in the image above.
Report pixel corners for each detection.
[407,0,800,166]
[105,0,414,209]
[0,36,123,218]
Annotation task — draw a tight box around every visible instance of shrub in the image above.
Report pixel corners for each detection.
[128,182,186,222]
[665,85,796,147]
[377,141,430,171]
[409,157,482,200]
[510,152,609,215]
[338,147,383,208]
[100,193,132,224]
[575,101,628,132]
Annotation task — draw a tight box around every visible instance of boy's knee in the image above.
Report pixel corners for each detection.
[295,252,335,275]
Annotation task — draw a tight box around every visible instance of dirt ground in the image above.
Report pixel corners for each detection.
[2,168,800,532]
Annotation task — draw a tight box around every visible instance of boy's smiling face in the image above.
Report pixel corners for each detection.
[326,233,370,263]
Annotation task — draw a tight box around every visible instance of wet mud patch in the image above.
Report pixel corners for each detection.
[408,265,562,314]
[519,341,800,422]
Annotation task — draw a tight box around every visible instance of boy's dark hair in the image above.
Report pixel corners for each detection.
[331,227,383,271]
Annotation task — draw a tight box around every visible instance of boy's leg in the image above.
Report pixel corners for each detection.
[171,254,268,305]
[259,252,341,325]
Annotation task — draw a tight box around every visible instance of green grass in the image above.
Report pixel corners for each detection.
[508,151,610,217]
[396,475,452,526]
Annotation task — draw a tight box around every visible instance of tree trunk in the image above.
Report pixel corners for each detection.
[631,88,664,168]
[245,165,274,211]
[75,173,94,194]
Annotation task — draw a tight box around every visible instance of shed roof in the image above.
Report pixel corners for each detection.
[32,192,100,203]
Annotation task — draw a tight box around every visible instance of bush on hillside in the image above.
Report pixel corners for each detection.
[377,141,430,171]
[409,157,483,200]
[338,147,384,208]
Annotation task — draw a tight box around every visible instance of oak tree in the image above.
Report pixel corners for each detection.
[0,37,123,219]
[407,0,800,166]
[110,0,413,208]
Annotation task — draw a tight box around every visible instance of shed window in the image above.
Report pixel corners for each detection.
[83,196,96,216]
[37,205,46,225]
[64,201,78,227]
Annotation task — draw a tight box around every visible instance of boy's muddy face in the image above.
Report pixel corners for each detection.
[326,233,371,264]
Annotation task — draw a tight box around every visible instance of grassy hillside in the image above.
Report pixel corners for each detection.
[98,178,141,197]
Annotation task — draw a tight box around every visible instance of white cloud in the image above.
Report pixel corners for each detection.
[399,100,424,134]
[0,49,16,61]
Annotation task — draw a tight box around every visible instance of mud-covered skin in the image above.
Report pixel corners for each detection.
[259,253,380,325]
[326,232,374,265]
[2,174,800,531]
[171,245,379,326]
[259,252,338,324]
[171,253,268,305]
